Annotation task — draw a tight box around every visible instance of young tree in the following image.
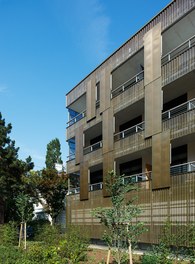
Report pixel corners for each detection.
[15,192,34,249]
[92,171,146,264]
[45,138,63,169]
[37,168,68,224]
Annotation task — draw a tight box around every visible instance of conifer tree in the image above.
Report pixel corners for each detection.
[45,138,63,169]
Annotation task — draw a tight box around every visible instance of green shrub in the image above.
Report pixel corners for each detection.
[58,225,89,263]
[141,253,159,264]
[34,223,61,245]
[0,222,18,246]
[0,245,23,264]
[29,218,50,238]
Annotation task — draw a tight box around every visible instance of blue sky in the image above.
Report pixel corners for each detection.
[0,0,171,170]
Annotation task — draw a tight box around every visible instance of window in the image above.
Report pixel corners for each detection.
[96,82,100,102]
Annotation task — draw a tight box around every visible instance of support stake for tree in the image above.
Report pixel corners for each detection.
[128,240,133,264]
[24,222,27,250]
[106,247,111,264]
[18,222,23,248]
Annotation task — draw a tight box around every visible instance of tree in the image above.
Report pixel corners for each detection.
[36,168,68,224]
[92,171,146,264]
[15,192,34,249]
[45,138,63,169]
[0,112,34,222]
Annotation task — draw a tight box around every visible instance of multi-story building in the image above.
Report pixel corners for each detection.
[66,0,195,245]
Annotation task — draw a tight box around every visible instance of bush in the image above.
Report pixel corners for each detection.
[141,253,159,264]
[29,218,50,238]
[34,223,61,245]
[0,245,23,264]
[0,222,18,246]
[58,225,89,263]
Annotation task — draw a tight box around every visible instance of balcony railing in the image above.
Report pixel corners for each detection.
[114,98,195,142]
[111,70,144,99]
[67,187,80,195]
[162,34,195,65]
[67,182,103,195]
[89,182,103,191]
[114,122,145,141]
[170,161,195,175]
[83,141,103,155]
[123,171,151,184]
[67,162,195,195]
[67,110,86,127]
[162,99,195,121]
[67,154,75,161]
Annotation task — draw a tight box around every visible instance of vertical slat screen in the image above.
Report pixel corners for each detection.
[75,125,83,165]
[145,78,162,138]
[152,130,170,190]
[102,107,114,154]
[86,78,96,122]
[80,161,89,200]
[103,152,114,197]
[144,23,161,86]
[144,23,162,138]
[100,67,111,113]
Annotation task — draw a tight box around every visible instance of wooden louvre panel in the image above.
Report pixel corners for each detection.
[145,77,162,138]
[152,130,170,190]
[102,107,114,154]
[100,67,111,113]
[86,78,96,122]
[80,161,89,200]
[103,151,114,197]
[75,125,83,165]
[144,23,161,86]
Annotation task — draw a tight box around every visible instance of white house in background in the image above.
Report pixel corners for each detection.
[33,197,52,223]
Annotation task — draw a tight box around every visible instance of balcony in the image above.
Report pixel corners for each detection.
[67,182,103,195]
[66,110,86,128]
[123,171,151,184]
[170,161,195,175]
[111,70,144,99]
[111,34,195,101]
[114,122,144,142]
[83,141,103,155]
[67,161,195,195]
[67,154,75,161]
[114,98,195,142]
[162,35,195,65]
[89,182,103,192]
[162,98,195,121]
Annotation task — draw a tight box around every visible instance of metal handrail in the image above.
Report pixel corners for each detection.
[170,161,195,175]
[114,98,195,142]
[111,70,144,99]
[67,161,195,195]
[83,140,103,155]
[123,171,151,184]
[162,98,195,120]
[162,34,195,65]
[114,121,145,141]
[67,154,75,161]
[89,182,103,191]
[67,187,80,195]
[67,110,86,127]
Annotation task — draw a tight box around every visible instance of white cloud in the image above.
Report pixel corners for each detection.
[0,85,7,93]
[75,0,111,61]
